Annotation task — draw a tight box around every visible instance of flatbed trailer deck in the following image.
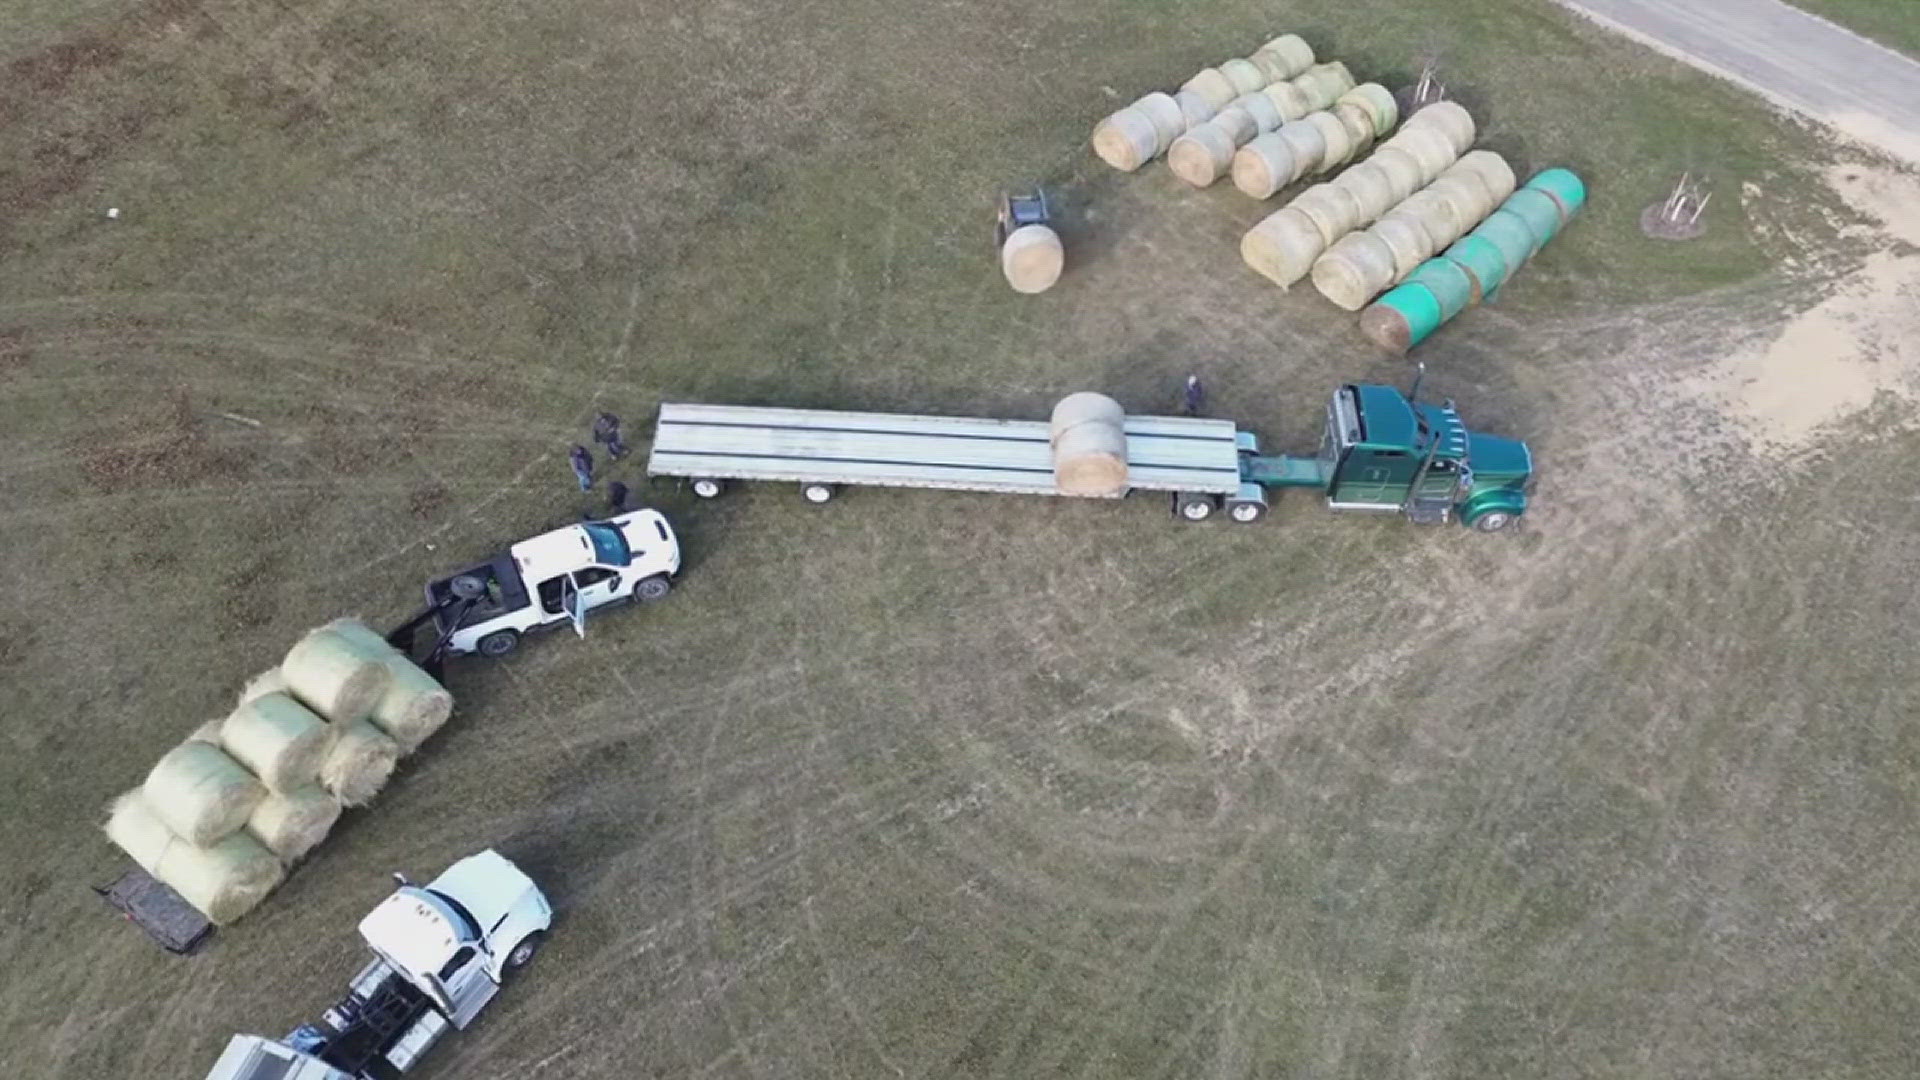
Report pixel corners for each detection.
[648,403,1247,498]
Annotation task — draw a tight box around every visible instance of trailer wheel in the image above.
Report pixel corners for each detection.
[1175,492,1217,522]
[801,483,836,504]
[504,931,545,975]
[1227,499,1267,523]
[691,478,723,499]
[631,574,672,603]
[1470,510,1514,533]
[476,629,520,657]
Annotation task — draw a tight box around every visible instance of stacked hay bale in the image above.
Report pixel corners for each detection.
[1242,95,1479,290]
[1092,34,1316,174]
[1050,393,1129,497]
[1232,82,1399,200]
[1361,167,1586,354]
[1169,59,1356,188]
[102,618,456,925]
[1312,147,1512,310]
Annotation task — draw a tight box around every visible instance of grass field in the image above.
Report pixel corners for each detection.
[3,0,1917,1077]
[1792,0,1920,59]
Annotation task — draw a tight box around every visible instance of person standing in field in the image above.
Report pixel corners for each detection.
[606,480,628,514]
[593,412,628,459]
[1182,374,1205,417]
[569,445,594,491]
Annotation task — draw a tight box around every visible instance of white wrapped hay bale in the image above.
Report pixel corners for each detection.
[1001,224,1065,295]
[1273,120,1328,179]
[1134,92,1185,153]
[236,667,288,706]
[1049,393,1128,497]
[1260,80,1314,122]
[143,741,267,846]
[320,719,399,807]
[1407,100,1475,154]
[1298,62,1354,107]
[282,625,392,723]
[160,830,285,925]
[246,785,343,863]
[321,619,454,755]
[1229,92,1284,134]
[1311,231,1399,311]
[1246,49,1292,85]
[1333,102,1377,157]
[1337,83,1399,138]
[1219,58,1266,96]
[1383,190,1462,252]
[186,718,224,745]
[1382,125,1457,183]
[1332,161,1397,220]
[1092,108,1163,173]
[1240,206,1326,287]
[1291,183,1363,246]
[1259,34,1314,78]
[1426,174,1494,233]
[1302,111,1354,172]
[1370,215,1435,281]
[1232,133,1301,199]
[1181,67,1238,111]
[1174,90,1217,130]
[221,692,331,792]
[1168,106,1256,188]
[1453,149,1517,205]
[1369,146,1425,203]
[106,789,180,876]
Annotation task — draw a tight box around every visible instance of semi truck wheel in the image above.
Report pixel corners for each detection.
[691,478,724,499]
[1469,509,1514,533]
[477,629,520,657]
[631,574,672,603]
[1175,492,1216,521]
[1227,499,1267,523]
[802,483,836,504]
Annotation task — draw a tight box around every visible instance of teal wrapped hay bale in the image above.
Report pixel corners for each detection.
[1500,188,1568,255]
[1470,210,1538,275]
[1525,167,1587,218]
[1442,235,1511,303]
[1359,283,1444,355]
[1407,257,1475,320]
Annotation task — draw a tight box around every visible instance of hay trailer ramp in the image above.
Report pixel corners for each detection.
[647,381,1535,530]
[202,849,551,1080]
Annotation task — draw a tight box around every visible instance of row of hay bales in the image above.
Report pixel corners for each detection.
[1230,82,1399,199]
[1360,168,1588,353]
[1165,64,1363,188]
[1240,100,1481,291]
[104,619,453,924]
[1091,34,1326,174]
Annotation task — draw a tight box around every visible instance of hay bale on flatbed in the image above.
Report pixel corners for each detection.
[323,619,456,754]
[321,719,399,807]
[281,626,392,723]
[143,742,266,846]
[221,692,331,792]
[245,785,342,863]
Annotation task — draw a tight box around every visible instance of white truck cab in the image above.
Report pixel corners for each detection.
[430,508,681,657]
[203,850,552,1080]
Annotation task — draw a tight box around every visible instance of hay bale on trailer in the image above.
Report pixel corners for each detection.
[320,719,399,807]
[143,741,266,846]
[106,789,284,925]
[245,785,343,863]
[282,625,392,723]
[186,719,224,745]
[321,619,456,754]
[106,789,181,876]
[236,667,288,706]
[220,692,331,793]
[1049,393,1128,498]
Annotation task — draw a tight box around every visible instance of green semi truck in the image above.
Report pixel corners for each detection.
[648,377,1533,531]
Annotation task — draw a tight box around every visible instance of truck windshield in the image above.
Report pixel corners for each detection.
[581,523,631,566]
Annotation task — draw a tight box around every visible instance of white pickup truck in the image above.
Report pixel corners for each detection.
[203,850,552,1080]
[427,508,681,657]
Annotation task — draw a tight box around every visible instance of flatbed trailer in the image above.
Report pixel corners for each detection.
[649,384,1534,529]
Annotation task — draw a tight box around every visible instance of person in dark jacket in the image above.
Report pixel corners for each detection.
[1182,374,1205,417]
[606,480,629,514]
[569,445,594,491]
[592,412,628,459]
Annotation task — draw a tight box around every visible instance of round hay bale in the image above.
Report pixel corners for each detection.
[1306,62,1355,100]
[1133,92,1186,154]
[1338,83,1399,137]
[1240,207,1326,287]
[1524,167,1587,218]
[1174,89,1217,130]
[1333,102,1376,158]
[187,718,224,745]
[1470,209,1538,274]
[320,719,399,808]
[1408,100,1475,154]
[156,830,285,925]
[1181,67,1238,111]
[1407,257,1476,320]
[1444,235,1511,303]
[1050,392,1126,443]
[1291,183,1364,246]
[1427,174,1493,235]
[1360,283,1444,355]
[1382,125,1457,182]
[245,785,343,864]
[1053,423,1129,497]
[1247,49,1293,86]
[1370,215,1435,281]
[1274,118,1327,177]
[1369,146,1425,202]
[1232,133,1300,199]
[143,741,267,846]
[1001,224,1065,294]
[1168,122,1240,188]
[1092,109,1161,172]
[1230,92,1284,134]
[1311,231,1399,311]
[106,789,179,876]
[1303,111,1353,172]
[1500,188,1568,253]
[283,626,392,723]
[1333,161,1397,221]
[1261,34,1314,77]
[319,619,454,755]
[1212,105,1258,145]
[1386,190,1467,251]
[220,692,330,792]
[1260,80,1315,122]
[237,668,288,706]
[1220,58,1266,96]
[1454,150,1516,205]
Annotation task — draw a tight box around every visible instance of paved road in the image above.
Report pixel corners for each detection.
[1554,0,1920,163]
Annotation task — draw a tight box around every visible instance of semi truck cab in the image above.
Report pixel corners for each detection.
[203,850,551,1080]
[427,508,681,657]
